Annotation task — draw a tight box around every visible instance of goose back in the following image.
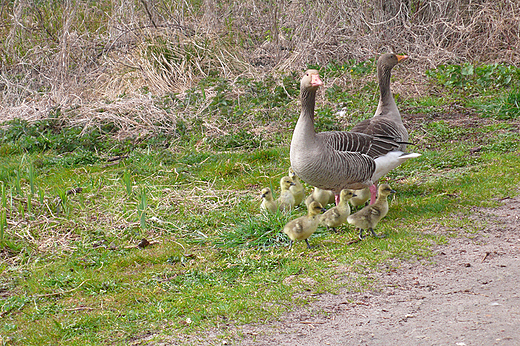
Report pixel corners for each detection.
[319,130,402,158]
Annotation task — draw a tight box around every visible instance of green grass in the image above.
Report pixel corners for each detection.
[1,62,520,345]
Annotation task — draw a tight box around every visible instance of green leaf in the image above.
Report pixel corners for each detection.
[461,63,474,76]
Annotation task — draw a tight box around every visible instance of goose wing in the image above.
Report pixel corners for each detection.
[319,149,376,190]
[317,131,400,159]
[351,118,405,142]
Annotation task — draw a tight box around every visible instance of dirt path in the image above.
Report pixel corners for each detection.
[236,196,520,346]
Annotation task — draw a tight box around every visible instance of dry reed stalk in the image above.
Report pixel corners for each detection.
[0,0,518,132]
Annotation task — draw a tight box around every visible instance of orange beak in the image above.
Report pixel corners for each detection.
[396,55,409,63]
[311,74,323,87]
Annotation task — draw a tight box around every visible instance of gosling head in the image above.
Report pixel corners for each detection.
[378,53,408,70]
[280,176,295,191]
[378,184,396,197]
[288,166,296,179]
[340,189,357,202]
[261,187,272,199]
[301,69,323,91]
[308,201,327,216]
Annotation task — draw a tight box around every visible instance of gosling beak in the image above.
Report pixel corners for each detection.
[261,193,267,198]
[290,182,296,186]
[321,208,327,213]
[390,189,397,194]
[352,193,357,198]
[396,55,408,63]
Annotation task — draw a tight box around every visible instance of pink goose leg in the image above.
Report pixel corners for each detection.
[369,184,378,205]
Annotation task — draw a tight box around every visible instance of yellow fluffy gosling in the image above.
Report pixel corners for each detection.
[305,187,335,208]
[277,176,296,212]
[350,187,370,209]
[260,187,277,214]
[320,189,356,232]
[347,184,396,239]
[288,167,305,206]
[283,201,327,249]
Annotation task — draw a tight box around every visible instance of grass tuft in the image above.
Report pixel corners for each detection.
[215,211,296,249]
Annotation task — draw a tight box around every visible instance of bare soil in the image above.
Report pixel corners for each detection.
[233,195,520,346]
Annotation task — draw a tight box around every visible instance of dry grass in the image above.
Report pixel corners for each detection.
[0,0,519,130]
[0,171,255,267]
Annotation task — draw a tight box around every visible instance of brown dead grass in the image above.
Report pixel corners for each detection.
[0,0,519,132]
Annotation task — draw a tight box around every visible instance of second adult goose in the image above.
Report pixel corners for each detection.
[351,53,409,148]
[290,70,420,200]
[351,53,409,204]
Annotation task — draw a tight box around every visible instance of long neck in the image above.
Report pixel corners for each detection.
[291,87,318,149]
[375,63,399,119]
[301,87,316,118]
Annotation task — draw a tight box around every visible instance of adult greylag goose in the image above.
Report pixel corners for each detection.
[351,53,409,204]
[347,184,395,239]
[283,201,326,249]
[320,189,356,232]
[276,176,296,212]
[290,69,420,203]
[288,167,306,206]
[260,187,277,214]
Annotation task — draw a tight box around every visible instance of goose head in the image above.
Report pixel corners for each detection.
[300,69,323,92]
[377,184,396,197]
[378,53,408,71]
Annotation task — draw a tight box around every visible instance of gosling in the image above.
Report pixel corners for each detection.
[288,167,305,206]
[283,201,327,249]
[347,184,396,239]
[260,187,277,214]
[320,189,356,232]
[350,187,370,210]
[276,176,296,212]
[305,187,335,208]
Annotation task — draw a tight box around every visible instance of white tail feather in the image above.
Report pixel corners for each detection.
[372,151,421,182]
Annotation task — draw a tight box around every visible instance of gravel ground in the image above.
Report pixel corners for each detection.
[235,195,520,346]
